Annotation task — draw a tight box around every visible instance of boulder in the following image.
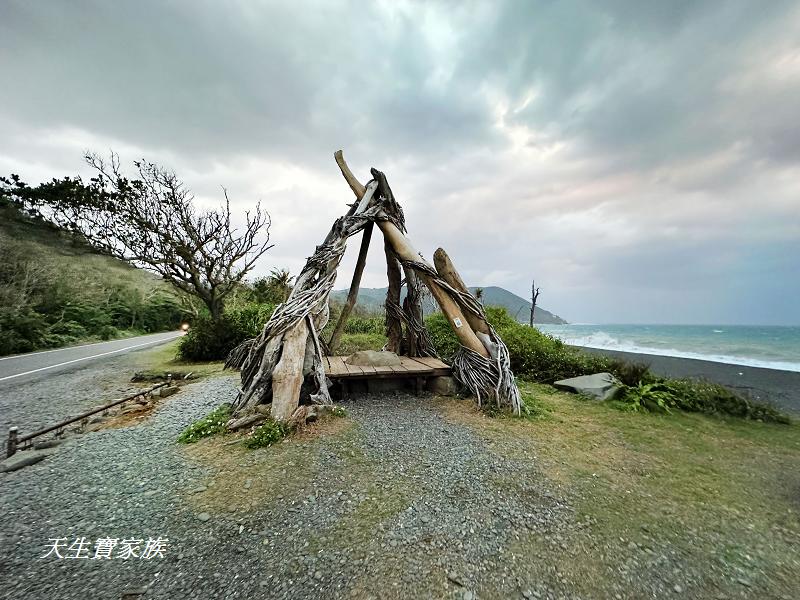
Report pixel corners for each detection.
[427,376,459,396]
[553,373,622,401]
[345,350,401,367]
[157,385,180,398]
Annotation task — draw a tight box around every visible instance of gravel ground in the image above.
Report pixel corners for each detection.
[1,373,580,599]
[3,371,778,599]
[0,354,150,434]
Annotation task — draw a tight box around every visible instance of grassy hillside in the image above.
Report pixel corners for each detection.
[0,202,186,355]
[330,285,568,324]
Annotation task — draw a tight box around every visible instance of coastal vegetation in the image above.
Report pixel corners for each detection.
[1,154,273,356]
[3,156,273,325]
[0,201,186,356]
[323,306,791,424]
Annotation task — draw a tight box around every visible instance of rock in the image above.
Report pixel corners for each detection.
[197,512,211,522]
[447,573,465,587]
[553,373,622,400]
[1,448,57,472]
[345,350,401,367]
[427,376,459,396]
[158,385,180,398]
[673,584,683,593]
[463,591,475,600]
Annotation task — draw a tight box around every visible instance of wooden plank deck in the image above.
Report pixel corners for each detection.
[324,355,451,379]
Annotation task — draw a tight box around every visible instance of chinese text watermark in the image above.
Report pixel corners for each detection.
[42,537,168,559]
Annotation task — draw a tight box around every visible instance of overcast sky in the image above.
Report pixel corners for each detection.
[2,1,799,325]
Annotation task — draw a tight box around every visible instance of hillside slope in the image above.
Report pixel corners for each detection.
[330,284,567,324]
[0,202,185,355]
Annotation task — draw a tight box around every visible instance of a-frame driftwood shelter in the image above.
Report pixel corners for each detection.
[226,151,521,422]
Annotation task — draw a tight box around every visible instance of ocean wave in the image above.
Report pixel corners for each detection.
[546,331,800,373]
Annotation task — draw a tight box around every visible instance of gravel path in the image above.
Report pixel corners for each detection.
[1,376,577,599]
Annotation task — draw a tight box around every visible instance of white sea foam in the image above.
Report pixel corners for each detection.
[546,330,800,373]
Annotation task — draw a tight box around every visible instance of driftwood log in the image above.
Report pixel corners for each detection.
[327,222,372,353]
[227,151,522,420]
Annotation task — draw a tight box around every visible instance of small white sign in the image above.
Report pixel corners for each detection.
[453,318,463,328]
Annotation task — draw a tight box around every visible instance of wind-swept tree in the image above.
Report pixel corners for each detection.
[1,153,273,323]
[252,268,294,304]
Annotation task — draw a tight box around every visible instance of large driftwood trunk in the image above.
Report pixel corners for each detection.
[230,177,380,419]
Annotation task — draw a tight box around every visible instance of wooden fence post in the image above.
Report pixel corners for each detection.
[7,426,18,457]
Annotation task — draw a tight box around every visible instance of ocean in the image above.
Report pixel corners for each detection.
[536,324,800,373]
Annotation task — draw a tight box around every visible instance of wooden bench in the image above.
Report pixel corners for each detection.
[324,355,452,396]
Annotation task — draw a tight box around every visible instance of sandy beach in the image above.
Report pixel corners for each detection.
[580,348,800,416]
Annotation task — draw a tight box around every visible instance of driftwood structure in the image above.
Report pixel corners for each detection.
[226,152,521,422]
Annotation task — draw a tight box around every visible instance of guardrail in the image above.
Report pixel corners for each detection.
[5,381,169,458]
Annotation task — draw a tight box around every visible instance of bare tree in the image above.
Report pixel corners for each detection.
[50,152,273,322]
[530,279,541,326]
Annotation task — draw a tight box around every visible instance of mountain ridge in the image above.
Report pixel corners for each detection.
[330,284,568,324]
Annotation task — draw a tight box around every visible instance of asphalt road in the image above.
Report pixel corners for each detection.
[0,331,182,387]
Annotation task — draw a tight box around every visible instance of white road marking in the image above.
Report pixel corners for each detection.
[0,334,181,382]
[0,333,178,361]
[0,338,120,361]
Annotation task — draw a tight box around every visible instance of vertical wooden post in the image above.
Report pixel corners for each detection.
[328,223,373,353]
[7,426,18,457]
[384,243,403,352]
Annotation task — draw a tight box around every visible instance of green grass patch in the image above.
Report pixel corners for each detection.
[177,404,232,443]
[134,339,225,378]
[243,419,291,449]
[335,332,386,354]
[444,382,800,598]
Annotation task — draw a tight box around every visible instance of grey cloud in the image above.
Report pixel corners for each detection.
[1,0,799,324]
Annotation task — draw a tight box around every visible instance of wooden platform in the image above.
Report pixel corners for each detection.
[324,355,451,379]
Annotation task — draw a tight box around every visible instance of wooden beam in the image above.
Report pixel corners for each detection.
[328,223,373,353]
[334,151,489,358]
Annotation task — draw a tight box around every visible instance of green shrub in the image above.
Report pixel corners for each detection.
[244,419,290,449]
[343,316,385,334]
[616,382,676,413]
[177,404,232,443]
[178,302,276,361]
[336,332,386,354]
[424,313,460,360]
[660,379,790,423]
[426,308,610,382]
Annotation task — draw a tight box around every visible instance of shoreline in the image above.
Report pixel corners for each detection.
[578,347,800,416]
